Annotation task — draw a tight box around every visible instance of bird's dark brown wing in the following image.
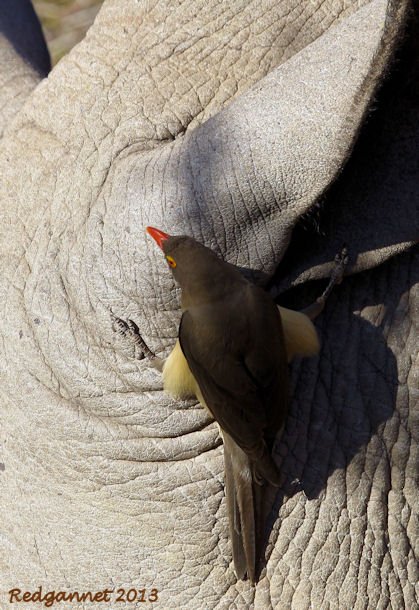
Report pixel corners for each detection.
[178,286,288,473]
[179,310,257,431]
[178,287,288,581]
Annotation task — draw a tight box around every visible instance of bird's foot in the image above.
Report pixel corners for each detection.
[318,245,349,304]
[301,245,349,320]
[112,315,163,369]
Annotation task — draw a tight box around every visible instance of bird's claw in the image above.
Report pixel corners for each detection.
[112,315,160,363]
[332,245,349,283]
[318,245,349,303]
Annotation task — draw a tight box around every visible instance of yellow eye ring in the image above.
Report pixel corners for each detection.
[166,255,176,268]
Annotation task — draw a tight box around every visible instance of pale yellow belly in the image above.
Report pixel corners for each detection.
[162,305,319,402]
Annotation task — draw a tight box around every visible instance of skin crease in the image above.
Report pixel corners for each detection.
[0,2,416,609]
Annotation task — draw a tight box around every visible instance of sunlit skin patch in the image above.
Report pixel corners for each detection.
[166,255,176,268]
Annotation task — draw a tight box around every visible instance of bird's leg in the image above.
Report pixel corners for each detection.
[300,246,349,320]
[112,316,164,371]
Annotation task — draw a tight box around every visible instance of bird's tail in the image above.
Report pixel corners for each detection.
[223,431,258,582]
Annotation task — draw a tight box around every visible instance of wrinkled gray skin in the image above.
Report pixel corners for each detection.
[0,1,418,608]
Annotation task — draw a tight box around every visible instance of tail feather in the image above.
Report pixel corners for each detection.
[223,431,257,583]
[224,440,247,580]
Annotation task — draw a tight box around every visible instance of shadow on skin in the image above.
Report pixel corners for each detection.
[253,246,418,579]
[0,0,51,76]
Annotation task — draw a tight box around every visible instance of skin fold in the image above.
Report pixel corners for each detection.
[0,1,417,609]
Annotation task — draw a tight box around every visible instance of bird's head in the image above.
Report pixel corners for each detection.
[146,226,242,306]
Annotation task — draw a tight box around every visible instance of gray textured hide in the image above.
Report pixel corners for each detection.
[0,1,417,609]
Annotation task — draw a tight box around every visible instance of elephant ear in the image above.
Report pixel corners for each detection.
[64,0,411,349]
[135,0,413,285]
[275,1,419,291]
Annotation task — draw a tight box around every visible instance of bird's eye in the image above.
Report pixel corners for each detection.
[166,255,177,268]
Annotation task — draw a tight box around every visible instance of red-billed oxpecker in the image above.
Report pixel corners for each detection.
[146,226,322,582]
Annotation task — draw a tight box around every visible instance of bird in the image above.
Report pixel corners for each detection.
[146,226,321,582]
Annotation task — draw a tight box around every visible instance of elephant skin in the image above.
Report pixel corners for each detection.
[0,1,417,608]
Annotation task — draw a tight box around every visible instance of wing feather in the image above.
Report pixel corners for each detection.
[178,284,288,580]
